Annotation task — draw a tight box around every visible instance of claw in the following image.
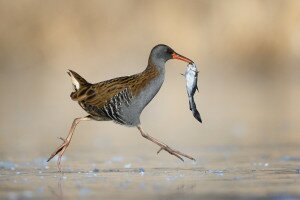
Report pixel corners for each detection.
[58,137,67,142]
[156,146,184,162]
[47,147,63,162]
[171,152,184,162]
[47,139,69,162]
[164,146,184,162]
[157,148,163,154]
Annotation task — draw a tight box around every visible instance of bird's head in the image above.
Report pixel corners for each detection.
[149,44,193,66]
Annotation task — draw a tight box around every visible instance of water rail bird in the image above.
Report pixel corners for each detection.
[47,44,196,171]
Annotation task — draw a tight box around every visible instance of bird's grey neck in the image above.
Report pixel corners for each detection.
[147,57,166,72]
[134,59,165,111]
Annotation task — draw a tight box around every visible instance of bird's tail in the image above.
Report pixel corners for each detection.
[189,96,202,123]
[67,69,90,91]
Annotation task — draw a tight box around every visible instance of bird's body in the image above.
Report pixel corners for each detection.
[69,61,164,126]
[47,44,197,171]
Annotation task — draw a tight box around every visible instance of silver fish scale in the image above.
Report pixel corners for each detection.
[184,63,198,97]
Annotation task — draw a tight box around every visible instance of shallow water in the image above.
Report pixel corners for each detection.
[1,144,300,200]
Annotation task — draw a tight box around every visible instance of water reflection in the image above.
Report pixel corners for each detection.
[48,176,64,199]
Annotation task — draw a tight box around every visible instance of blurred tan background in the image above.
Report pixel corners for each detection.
[0,0,299,159]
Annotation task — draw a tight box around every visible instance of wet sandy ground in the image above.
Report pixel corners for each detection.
[1,144,300,200]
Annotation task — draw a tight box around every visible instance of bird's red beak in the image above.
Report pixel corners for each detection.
[172,52,193,63]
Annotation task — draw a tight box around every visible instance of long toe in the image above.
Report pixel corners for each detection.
[159,146,184,162]
[47,146,64,162]
[47,140,69,162]
[175,151,196,161]
[161,145,195,161]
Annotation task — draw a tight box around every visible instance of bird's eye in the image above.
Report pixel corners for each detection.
[166,48,173,54]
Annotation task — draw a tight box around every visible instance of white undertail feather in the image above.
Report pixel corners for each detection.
[68,70,80,91]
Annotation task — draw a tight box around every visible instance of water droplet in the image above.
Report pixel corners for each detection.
[124,163,131,168]
[264,163,269,167]
[138,168,145,175]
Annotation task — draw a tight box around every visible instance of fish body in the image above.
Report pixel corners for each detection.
[182,63,202,123]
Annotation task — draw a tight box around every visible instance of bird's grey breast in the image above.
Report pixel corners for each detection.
[120,68,165,126]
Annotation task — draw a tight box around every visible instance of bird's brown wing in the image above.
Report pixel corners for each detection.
[70,74,139,109]
[70,64,160,109]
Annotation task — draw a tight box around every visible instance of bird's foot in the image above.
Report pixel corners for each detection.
[137,126,196,162]
[47,137,70,172]
[157,145,195,162]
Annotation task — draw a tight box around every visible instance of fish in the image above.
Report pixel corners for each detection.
[181,62,202,123]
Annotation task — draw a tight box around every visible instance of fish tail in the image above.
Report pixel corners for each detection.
[189,96,202,123]
[189,96,196,111]
[192,108,202,123]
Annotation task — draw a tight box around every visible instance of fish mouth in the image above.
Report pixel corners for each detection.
[172,52,193,64]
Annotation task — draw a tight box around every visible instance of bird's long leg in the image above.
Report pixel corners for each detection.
[47,116,91,171]
[137,125,195,161]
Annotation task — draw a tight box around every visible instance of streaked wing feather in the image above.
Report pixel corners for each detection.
[71,75,137,108]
